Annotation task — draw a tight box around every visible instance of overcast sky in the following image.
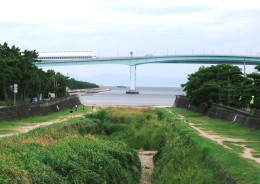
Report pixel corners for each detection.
[1,0,260,87]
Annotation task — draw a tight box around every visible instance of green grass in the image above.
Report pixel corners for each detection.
[0,129,16,134]
[171,108,260,157]
[0,137,140,183]
[222,141,245,152]
[81,107,231,183]
[0,105,91,135]
[1,106,259,183]
[0,101,6,106]
[164,107,260,184]
[82,107,172,150]
[0,109,141,183]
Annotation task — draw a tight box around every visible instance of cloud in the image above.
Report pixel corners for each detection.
[1,0,260,86]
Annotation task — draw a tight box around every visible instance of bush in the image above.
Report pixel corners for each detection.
[86,109,109,122]
[0,138,141,183]
[78,119,103,135]
[156,110,164,120]
[81,107,172,150]
[39,139,141,184]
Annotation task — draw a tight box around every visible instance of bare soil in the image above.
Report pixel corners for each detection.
[139,150,157,184]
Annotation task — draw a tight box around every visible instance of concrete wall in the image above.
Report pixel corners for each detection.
[0,95,81,122]
[174,95,260,129]
[253,109,260,119]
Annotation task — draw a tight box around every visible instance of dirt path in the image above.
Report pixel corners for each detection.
[139,150,156,184]
[167,109,260,164]
[0,114,84,139]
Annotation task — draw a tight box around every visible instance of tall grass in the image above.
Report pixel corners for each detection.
[74,107,238,183]
[83,107,173,150]
[0,125,141,183]
[152,128,234,184]
[2,106,257,183]
[158,107,260,184]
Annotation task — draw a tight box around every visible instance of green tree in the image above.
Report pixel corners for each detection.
[246,64,260,108]
[182,63,260,109]
[0,42,99,104]
[18,49,44,99]
[181,64,244,106]
[68,78,98,89]
[255,64,260,72]
[0,43,21,102]
[55,72,69,97]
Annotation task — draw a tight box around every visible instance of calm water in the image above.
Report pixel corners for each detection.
[80,86,185,107]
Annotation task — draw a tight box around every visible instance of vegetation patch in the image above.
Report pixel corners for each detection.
[0,107,142,183]
[172,108,260,155]
[151,109,233,184]
[181,63,260,109]
[1,139,140,183]
[1,106,259,183]
[79,107,242,183]
[82,107,172,150]
[0,105,89,136]
[163,107,260,184]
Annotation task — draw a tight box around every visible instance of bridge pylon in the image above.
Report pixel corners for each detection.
[126,65,139,94]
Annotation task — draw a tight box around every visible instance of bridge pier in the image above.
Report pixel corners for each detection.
[126,65,139,94]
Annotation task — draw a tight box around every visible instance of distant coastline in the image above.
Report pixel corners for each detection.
[116,86,127,88]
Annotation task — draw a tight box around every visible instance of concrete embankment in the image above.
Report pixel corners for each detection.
[0,95,81,122]
[174,95,260,129]
[68,88,110,96]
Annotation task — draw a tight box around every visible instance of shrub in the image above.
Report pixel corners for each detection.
[80,108,172,150]
[39,139,141,183]
[78,119,103,135]
[0,138,141,183]
[156,109,164,120]
[86,109,109,122]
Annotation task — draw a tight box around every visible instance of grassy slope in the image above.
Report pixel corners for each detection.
[1,106,259,183]
[0,107,141,183]
[86,107,225,183]
[164,107,260,184]
[0,105,90,135]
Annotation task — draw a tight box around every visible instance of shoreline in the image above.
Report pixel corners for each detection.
[81,103,172,108]
[68,88,110,96]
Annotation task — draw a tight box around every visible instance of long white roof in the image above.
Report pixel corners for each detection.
[38,51,95,57]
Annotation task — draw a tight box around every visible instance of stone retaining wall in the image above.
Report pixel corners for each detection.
[174,95,260,129]
[0,95,81,122]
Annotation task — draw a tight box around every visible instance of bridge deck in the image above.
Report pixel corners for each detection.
[34,55,260,92]
[35,55,260,67]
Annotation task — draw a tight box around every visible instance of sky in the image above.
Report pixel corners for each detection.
[1,0,260,87]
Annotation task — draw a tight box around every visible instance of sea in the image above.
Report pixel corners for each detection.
[80,86,185,107]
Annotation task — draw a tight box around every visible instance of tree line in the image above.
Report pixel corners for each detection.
[0,42,98,104]
[181,63,260,109]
